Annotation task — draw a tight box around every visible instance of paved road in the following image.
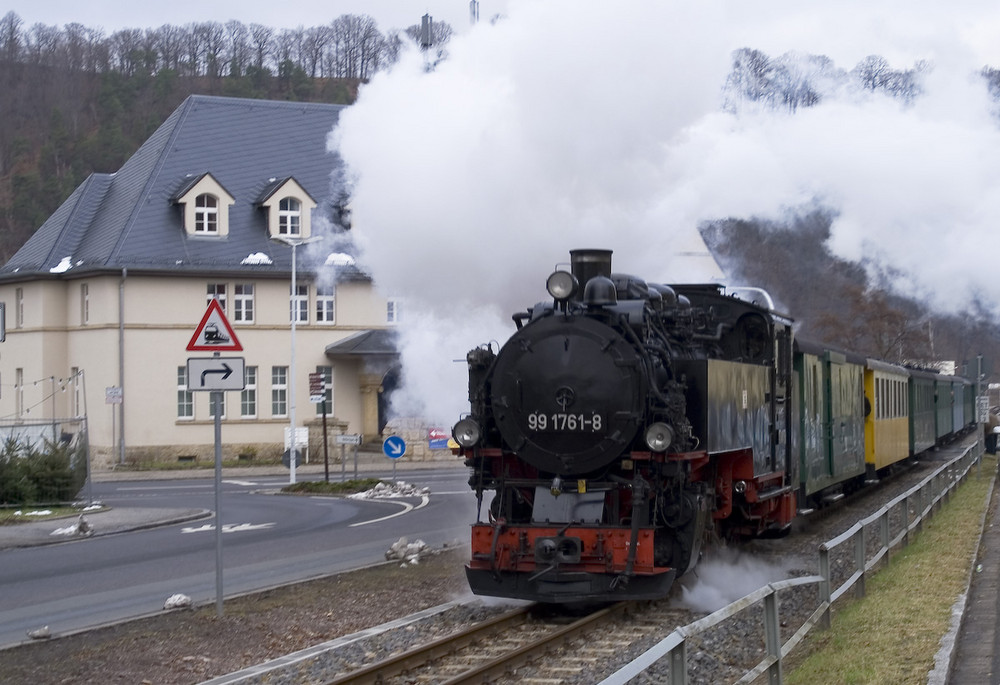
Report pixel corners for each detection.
[0,462,474,648]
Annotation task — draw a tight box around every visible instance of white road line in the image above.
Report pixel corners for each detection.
[349,495,430,527]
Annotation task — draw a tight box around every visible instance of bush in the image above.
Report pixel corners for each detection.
[0,436,88,505]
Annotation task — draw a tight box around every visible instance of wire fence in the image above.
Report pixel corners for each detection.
[599,439,984,685]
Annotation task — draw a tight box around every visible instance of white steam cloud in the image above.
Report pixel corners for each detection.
[332,0,1000,425]
[673,547,790,613]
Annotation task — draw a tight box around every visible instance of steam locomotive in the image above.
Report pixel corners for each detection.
[451,249,974,604]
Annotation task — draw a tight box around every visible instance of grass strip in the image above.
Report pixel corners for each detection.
[787,455,995,685]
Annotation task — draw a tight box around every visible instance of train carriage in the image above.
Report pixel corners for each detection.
[794,340,866,507]
[909,370,938,456]
[934,374,956,440]
[865,359,910,474]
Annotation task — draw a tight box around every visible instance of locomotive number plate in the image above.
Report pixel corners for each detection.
[527,412,603,432]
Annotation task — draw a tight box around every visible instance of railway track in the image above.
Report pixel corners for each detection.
[325,600,692,684]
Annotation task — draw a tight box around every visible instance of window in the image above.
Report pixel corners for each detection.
[207,283,226,311]
[15,368,23,417]
[177,367,193,419]
[234,284,254,323]
[315,366,333,416]
[316,284,336,323]
[71,367,80,417]
[81,283,89,325]
[176,174,234,237]
[387,298,402,324]
[194,194,219,234]
[290,284,308,323]
[15,288,23,328]
[271,366,288,417]
[278,197,301,236]
[241,366,257,418]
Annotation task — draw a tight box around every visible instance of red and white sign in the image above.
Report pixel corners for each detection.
[186,299,243,351]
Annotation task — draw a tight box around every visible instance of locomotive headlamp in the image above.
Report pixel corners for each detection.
[644,422,674,452]
[452,418,482,448]
[546,270,578,301]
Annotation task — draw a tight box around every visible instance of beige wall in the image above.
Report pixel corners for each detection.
[0,272,391,467]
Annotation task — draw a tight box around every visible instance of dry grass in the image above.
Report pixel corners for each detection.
[787,456,994,684]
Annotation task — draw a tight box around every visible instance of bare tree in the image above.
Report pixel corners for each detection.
[109,28,143,77]
[155,24,185,72]
[0,11,23,63]
[248,23,273,70]
[197,22,227,79]
[225,20,250,77]
[302,25,331,77]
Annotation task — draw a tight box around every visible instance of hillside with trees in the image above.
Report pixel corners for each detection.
[1,18,997,380]
[0,11,452,260]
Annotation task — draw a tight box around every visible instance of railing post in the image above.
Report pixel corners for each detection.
[902,493,910,548]
[764,589,782,685]
[670,636,687,684]
[880,507,890,569]
[819,545,831,630]
[855,525,866,599]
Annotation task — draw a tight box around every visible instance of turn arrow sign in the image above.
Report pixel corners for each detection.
[201,363,233,385]
[186,357,246,391]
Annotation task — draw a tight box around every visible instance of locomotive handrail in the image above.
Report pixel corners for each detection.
[598,439,984,685]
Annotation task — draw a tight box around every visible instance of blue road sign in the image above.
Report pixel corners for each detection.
[383,435,406,459]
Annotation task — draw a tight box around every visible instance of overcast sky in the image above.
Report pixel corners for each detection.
[3,0,504,33]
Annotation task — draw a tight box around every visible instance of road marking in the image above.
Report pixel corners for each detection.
[116,484,214,491]
[349,495,430,527]
[181,522,276,533]
[222,480,257,486]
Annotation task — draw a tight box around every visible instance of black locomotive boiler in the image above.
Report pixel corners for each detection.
[452,249,797,603]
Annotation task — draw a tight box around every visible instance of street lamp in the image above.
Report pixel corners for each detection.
[272,234,322,484]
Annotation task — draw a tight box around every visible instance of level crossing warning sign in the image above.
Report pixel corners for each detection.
[186,299,243,351]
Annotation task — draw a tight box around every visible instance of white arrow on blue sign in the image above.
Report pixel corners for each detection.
[382,435,406,459]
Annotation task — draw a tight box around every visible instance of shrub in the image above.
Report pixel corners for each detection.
[0,436,88,505]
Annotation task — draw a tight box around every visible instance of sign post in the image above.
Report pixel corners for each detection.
[382,435,406,481]
[309,372,330,482]
[186,301,244,618]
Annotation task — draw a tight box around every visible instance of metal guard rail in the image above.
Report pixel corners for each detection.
[599,440,984,685]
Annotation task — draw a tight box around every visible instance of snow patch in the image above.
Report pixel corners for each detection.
[385,536,429,566]
[241,252,273,265]
[348,481,430,499]
[325,252,356,266]
[49,257,74,273]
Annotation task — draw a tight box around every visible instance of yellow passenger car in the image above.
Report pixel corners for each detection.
[864,359,911,474]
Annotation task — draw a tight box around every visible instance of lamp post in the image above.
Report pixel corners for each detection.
[272,234,321,484]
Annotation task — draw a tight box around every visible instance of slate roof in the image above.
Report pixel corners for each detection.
[325,329,400,358]
[0,95,365,282]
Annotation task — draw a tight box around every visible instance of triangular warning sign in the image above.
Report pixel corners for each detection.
[187,299,243,351]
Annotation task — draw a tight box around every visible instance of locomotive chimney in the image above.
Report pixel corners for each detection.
[569,249,613,292]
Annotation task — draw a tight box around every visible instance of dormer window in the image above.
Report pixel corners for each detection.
[258,177,316,241]
[173,173,234,237]
[278,197,301,237]
[195,194,219,234]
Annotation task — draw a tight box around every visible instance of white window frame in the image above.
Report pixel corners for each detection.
[290,284,308,324]
[271,366,288,417]
[278,197,302,237]
[241,366,257,418]
[207,283,227,311]
[387,298,402,325]
[316,284,336,324]
[177,366,194,419]
[81,283,89,325]
[194,194,219,234]
[234,283,254,324]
